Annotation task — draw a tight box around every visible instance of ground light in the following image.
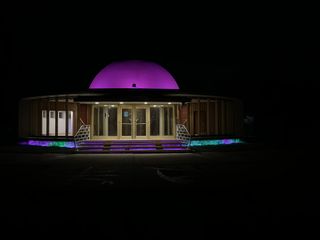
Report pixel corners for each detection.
[20,140,75,148]
[19,138,244,149]
[189,138,244,147]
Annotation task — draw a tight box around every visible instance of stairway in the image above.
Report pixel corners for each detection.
[76,140,190,153]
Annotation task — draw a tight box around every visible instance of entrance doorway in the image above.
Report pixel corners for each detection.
[92,104,175,140]
[121,106,147,139]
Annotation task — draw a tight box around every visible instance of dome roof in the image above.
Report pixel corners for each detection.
[89,60,179,89]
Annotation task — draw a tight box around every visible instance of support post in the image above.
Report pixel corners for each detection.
[55,97,58,136]
[215,99,218,135]
[197,99,200,135]
[46,98,50,136]
[206,98,210,135]
[65,97,69,137]
[221,100,225,136]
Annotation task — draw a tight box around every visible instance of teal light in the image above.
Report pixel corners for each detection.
[190,138,243,147]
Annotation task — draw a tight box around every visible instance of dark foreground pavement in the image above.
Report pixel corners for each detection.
[0,144,319,238]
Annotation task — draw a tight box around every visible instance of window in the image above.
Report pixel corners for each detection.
[150,107,160,136]
[41,110,73,136]
[42,110,47,135]
[163,107,173,135]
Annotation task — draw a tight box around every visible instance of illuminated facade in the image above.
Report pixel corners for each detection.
[19,60,243,143]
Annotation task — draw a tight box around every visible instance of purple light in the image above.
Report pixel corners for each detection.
[89,60,179,89]
[126,144,156,147]
[222,139,233,144]
[128,148,158,151]
[162,148,187,151]
[20,140,75,148]
[162,144,183,147]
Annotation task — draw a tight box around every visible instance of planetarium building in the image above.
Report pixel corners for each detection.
[19,60,243,152]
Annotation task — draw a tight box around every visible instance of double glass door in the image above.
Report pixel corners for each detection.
[93,104,174,139]
[121,106,147,139]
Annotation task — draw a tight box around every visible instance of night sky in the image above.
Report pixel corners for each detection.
[1,10,318,144]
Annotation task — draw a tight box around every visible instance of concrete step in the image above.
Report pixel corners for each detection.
[76,148,190,153]
[76,140,190,153]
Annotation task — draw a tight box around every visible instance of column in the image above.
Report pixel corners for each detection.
[221,100,225,135]
[46,98,50,136]
[65,97,69,137]
[55,97,58,136]
[197,99,200,135]
[206,98,210,135]
[215,99,218,135]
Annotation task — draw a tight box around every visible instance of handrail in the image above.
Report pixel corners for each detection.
[74,124,90,149]
[79,118,86,126]
[176,123,191,147]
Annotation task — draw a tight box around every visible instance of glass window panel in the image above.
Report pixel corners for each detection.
[136,109,146,136]
[49,111,56,136]
[136,109,146,123]
[122,109,132,136]
[58,111,65,136]
[108,107,118,136]
[136,124,146,136]
[122,124,131,136]
[94,107,98,136]
[68,111,73,135]
[99,107,104,136]
[150,107,160,136]
[42,110,47,135]
[164,107,173,135]
[122,109,132,123]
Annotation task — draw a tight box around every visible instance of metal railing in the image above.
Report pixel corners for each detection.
[74,118,90,149]
[176,123,191,147]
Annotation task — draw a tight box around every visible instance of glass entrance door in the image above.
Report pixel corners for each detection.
[93,106,118,138]
[121,108,132,138]
[93,104,175,140]
[135,108,147,138]
[120,106,148,139]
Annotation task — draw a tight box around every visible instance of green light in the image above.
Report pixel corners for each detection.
[190,138,243,147]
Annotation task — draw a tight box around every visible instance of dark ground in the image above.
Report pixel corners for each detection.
[0,144,319,238]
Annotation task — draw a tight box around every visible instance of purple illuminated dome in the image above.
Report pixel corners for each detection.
[89,60,179,89]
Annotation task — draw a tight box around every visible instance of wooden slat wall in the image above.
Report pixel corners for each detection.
[78,103,92,134]
[208,102,215,135]
[199,102,207,135]
[187,97,243,137]
[178,104,188,125]
[19,98,79,138]
[19,100,30,137]
[87,105,92,125]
